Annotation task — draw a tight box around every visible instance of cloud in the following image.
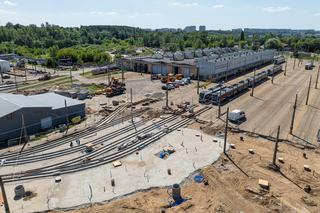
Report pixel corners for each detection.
[314,13,320,17]
[263,6,290,13]
[89,11,118,16]
[212,4,224,9]
[0,8,16,14]
[3,0,16,6]
[172,2,199,7]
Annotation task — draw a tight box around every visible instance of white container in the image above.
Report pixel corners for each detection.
[0,59,10,73]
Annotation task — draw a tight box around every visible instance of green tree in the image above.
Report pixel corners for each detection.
[240,30,245,41]
[264,38,283,50]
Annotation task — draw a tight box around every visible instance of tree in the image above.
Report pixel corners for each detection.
[264,38,283,50]
[240,30,245,41]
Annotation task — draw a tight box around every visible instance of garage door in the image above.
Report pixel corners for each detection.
[182,67,190,77]
[152,64,167,75]
[41,117,52,130]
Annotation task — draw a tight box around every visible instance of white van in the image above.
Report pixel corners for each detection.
[228,109,246,123]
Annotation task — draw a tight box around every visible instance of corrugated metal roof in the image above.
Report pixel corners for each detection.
[0,93,84,118]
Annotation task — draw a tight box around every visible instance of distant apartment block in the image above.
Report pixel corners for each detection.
[184,26,196,32]
[199,26,206,32]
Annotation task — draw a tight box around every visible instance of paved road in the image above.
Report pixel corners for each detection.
[221,58,320,144]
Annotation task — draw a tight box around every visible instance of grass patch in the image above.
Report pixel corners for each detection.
[85,84,106,94]
[81,70,126,79]
[19,76,70,90]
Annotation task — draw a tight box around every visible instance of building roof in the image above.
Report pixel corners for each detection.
[0,93,84,118]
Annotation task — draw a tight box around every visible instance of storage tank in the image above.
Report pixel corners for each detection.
[0,59,10,73]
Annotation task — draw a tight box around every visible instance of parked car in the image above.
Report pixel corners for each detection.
[137,132,154,140]
[117,142,128,150]
[182,78,191,84]
[162,84,175,90]
[172,81,180,88]
[176,80,185,86]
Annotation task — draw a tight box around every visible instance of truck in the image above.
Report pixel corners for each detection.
[228,109,246,123]
[305,62,314,70]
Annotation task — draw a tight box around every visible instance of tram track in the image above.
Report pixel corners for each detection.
[0,108,146,159]
[2,107,211,183]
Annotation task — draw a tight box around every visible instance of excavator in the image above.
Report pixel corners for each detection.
[105,77,126,97]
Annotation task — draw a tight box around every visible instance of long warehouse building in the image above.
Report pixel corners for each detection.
[119,48,276,82]
[0,93,86,145]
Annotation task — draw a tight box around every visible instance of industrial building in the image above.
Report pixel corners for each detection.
[0,93,86,144]
[119,48,276,82]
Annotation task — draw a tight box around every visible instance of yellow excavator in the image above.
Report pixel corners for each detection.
[105,77,126,97]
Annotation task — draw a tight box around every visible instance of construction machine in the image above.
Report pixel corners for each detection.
[105,77,126,97]
[161,74,176,83]
[176,74,183,80]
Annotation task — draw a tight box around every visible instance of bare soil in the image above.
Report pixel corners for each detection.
[57,131,320,213]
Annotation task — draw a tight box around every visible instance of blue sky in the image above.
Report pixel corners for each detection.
[0,0,319,30]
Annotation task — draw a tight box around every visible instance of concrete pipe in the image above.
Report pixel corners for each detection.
[172,184,181,202]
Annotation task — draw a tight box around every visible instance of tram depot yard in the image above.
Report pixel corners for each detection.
[1,53,320,212]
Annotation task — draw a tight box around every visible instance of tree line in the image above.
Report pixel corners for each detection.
[0,22,319,66]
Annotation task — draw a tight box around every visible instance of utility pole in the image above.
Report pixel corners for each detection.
[218,84,222,118]
[19,113,29,154]
[223,107,229,154]
[64,99,69,135]
[108,69,111,86]
[0,176,10,213]
[130,88,137,133]
[271,126,281,169]
[315,65,320,89]
[122,69,124,84]
[69,69,73,85]
[197,67,200,95]
[289,94,298,135]
[271,66,275,84]
[14,67,18,92]
[25,69,27,82]
[0,73,3,83]
[165,83,169,109]
[293,58,296,70]
[284,59,287,76]
[130,88,133,108]
[250,70,256,97]
[306,76,312,105]
[225,62,229,82]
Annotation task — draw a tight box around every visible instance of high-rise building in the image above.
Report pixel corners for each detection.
[184,26,196,32]
[199,25,206,32]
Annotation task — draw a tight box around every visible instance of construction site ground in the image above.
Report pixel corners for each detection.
[1,58,320,212]
[4,128,224,213]
[60,133,320,213]
[54,58,320,212]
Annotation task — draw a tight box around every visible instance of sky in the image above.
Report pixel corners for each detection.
[0,0,319,30]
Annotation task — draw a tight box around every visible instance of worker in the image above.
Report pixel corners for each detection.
[76,138,80,146]
[70,141,73,147]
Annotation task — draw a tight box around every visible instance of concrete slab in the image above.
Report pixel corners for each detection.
[5,128,225,213]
